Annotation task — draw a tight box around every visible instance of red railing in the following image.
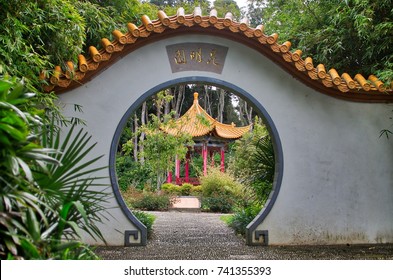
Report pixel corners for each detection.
[175,177,200,185]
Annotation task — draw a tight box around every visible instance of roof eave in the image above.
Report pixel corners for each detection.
[42,9,393,103]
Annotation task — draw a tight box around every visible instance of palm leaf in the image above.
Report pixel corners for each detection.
[36,123,109,244]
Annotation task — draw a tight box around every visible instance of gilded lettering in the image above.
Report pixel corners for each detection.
[190,48,203,63]
[174,49,187,64]
[206,49,219,66]
[167,43,227,74]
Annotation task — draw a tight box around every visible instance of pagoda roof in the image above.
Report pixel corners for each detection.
[162,92,251,139]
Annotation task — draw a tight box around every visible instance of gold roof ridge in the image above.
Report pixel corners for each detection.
[42,7,393,103]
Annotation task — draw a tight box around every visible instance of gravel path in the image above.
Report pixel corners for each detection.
[95,211,393,260]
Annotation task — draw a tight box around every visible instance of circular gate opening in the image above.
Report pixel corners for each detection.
[110,77,283,246]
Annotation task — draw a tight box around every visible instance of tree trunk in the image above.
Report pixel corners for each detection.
[156,96,161,121]
[246,103,253,125]
[174,85,184,118]
[217,88,225,123]
[243,100,253,125]
[238,99,246,126]
[133,113,138,161]
[139,101,147,163]
[164,88,171,115]
[204,85,212,116]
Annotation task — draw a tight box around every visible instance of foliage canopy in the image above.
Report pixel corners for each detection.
[248,0,392,83]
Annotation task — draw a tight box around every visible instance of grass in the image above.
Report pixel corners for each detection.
[220,214,233,225]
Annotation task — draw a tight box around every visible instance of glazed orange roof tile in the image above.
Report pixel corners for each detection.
[162,92,251,139]
[42,7,393,103]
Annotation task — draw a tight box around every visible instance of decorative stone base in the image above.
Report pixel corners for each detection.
[170,196,201,212]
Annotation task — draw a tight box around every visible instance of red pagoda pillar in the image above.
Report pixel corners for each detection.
[175,156,181,184]
[203,143,208,176]
[210,150,215,167]
[167,171,172,183]
[185,151,190,183]
[220,146,225,172]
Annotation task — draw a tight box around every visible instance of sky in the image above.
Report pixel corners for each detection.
[209,0,250,9]
[234,0,249,9]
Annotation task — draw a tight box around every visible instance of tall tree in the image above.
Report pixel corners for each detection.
[133,114,139,161]
[212,0,243,19]
[248,0,392,83]
[139,101,147,163]
[217,89,226,123]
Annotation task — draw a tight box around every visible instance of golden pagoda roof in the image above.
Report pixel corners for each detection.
[42,7,393,103]
[162,92,251,139]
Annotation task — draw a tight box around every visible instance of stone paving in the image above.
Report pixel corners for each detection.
[95,211,393,260]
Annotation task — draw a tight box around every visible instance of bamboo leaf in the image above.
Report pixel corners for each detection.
[0,123,25,141]
[0,80,12,92]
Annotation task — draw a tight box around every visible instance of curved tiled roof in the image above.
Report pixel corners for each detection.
[162,92,251,139]
[42,7,393,103]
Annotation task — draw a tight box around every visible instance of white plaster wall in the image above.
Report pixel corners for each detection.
[59,34,393,245]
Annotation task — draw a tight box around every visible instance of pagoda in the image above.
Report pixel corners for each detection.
[163,92,251,185]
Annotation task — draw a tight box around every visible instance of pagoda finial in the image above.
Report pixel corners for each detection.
[193,92,199,104]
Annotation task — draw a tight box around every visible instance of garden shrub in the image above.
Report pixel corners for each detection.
[228,204,262,236]
[133,210,156,238]
[200,167,243,198]
[199,168,243,212]
[180,183,193,195]
[116,156,152,191]
[161,183,180,195]
[0,76,109,259]
[121,187,144,208]
[161,183,194,196]
[190,185,203,196]
[131,192,172,211]
[201,195,234,213]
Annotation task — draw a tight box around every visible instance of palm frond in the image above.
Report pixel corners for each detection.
[36,123,110,244]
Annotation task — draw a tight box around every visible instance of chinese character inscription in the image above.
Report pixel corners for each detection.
[166,43,228,74]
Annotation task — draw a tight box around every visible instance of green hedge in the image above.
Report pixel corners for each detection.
[131,192,172,211]
[133,210,156,238]
[161,183,201,196]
